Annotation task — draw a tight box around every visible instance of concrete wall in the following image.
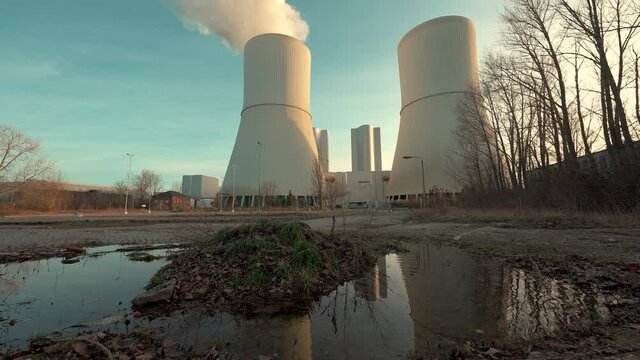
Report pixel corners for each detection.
[328,170,390,207]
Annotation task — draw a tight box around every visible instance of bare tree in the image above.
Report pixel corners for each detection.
[310,155,324,209]
[170,180,182,193]
[559,0,640,147]
[452,88,505,192]
[260,181,278,207]
[113,180,130,195]
[133,170,163,204]
[0,125,53,195]
[324,175,349,209]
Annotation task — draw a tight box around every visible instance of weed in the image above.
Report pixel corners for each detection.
[213,338,226,350]
[146,274,165,289]
[291,240,322,272]
[278,222,306,244]
[247,268,268,286]
[28,333,47,345]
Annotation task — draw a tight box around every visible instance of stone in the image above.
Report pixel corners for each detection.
[66,247,87,254]
[132,280,176,307]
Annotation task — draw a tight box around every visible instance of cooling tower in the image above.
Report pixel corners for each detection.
[388,16,479,197]
[221,33,318,199]
[313,128,330,172]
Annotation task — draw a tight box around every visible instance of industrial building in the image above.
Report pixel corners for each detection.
[181,175,219,200]
[351,125,382,172]
[388,16,479,200]
[221,33,318,207]
[313,128,330,172]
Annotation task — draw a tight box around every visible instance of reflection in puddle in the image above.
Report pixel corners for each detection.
[0,243,607,358]
[0,246,170,348]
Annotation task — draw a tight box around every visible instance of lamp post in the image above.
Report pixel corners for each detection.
[403,155,426,209]
[256,141,263,211]
[231,164,237,213]
[124,153,135,215]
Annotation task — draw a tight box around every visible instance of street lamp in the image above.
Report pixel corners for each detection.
[403,155,426,209]
[256,140,263,211]
[231,164,237,213]
[124,153,135,215]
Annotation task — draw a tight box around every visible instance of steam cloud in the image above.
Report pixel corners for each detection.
[165,0,309,51]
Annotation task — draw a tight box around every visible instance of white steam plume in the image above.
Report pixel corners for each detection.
[165,0,309,51]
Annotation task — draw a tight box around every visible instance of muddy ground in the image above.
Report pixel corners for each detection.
[1,209,639,359]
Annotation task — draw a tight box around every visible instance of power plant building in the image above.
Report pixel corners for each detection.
[182,175,219,199]
[351,125,382,172]
[313,128,330,172]
[221,33,318,205]
[388,16,479,199]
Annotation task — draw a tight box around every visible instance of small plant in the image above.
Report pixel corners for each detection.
[28,332,48,345]
[278,222,306,244]
[291,239,322,271]
[247,268,268,286]
[146,274,165,289]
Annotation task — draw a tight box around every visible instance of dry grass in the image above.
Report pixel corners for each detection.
[416,207,640,229]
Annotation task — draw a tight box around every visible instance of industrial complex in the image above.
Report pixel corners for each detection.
[217,16,479,208]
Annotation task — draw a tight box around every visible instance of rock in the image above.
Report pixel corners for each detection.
[624,263,640,272]
[81,315,124,327]
[132,280,176,307]
[135,351,154,360]
[43,343,64,354]
[485,348,500,359]
[72,340,91,358]
[66,247,87,254]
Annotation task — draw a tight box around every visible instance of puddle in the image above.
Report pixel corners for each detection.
[0,243,607,357]
[0,245,171,348]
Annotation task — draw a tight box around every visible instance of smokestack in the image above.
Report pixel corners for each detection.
[165,0,309,51]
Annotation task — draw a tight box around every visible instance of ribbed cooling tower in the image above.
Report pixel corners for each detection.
[221,33,318,198]
[388,16,479,197]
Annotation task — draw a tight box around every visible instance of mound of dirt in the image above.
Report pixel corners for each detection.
[136,221,375,315]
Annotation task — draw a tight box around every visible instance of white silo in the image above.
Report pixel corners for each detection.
[388,16,479,198]
[221,33,318,203]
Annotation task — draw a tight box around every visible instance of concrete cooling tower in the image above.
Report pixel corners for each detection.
[388,16,479,198]
[221,33,318,202]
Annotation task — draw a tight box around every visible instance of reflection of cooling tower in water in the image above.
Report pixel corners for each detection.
[221,33,319,198]
[355,257,388,300]
[235,316,312,360]
[388,16,479,197]
[396,242,503,354]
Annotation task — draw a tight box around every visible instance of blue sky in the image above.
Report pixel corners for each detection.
[1,0,505,186]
